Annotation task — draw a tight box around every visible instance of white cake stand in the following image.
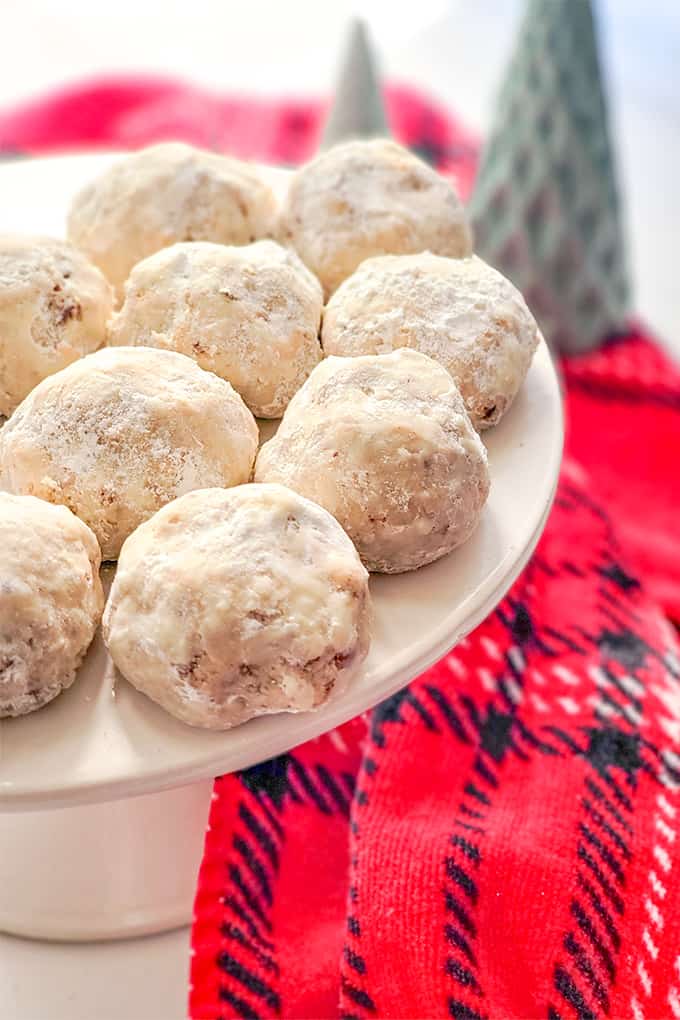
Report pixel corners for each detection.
[0,154,563,940]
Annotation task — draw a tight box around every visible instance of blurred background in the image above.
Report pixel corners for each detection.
[0,0,678,352]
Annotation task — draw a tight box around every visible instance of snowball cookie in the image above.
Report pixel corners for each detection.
[67,143,277,298]
[322,253,541,430]
[278,139,472,297]
[255,349,490,573]
[0,235,113,417]
[0,346,258,560]
[109,240,323,418]
[0,493,104,718]
[103,483,371,729]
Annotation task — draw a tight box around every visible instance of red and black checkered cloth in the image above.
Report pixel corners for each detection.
[2,77,679,1020]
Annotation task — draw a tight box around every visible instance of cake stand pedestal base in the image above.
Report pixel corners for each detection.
[0,781,213,941]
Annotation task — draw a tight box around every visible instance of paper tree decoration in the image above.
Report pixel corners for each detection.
[321,19,389,149]
[469,0,630,354]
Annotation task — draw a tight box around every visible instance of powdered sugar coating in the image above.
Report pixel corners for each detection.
[109,240,323,418]
[103,483,371,729]
[278,139,472,297]
[0,493,103,718]
[0,235,113,416]
[0,346,258,559]
[67,143,277,298]
[255,349,490,573]
[322,253,541,430]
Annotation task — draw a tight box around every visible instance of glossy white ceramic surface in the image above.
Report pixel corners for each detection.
[0,155,564,812]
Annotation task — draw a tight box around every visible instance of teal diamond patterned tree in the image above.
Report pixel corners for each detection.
[469,0,630,354]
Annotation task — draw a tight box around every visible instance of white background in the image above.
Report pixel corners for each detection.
[0,4,678,1020]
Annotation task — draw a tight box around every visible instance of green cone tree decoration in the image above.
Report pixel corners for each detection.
[469,0,630,354]
[321,19,389,149]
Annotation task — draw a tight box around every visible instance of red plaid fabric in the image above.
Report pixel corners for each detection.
[1,77,678,1020]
